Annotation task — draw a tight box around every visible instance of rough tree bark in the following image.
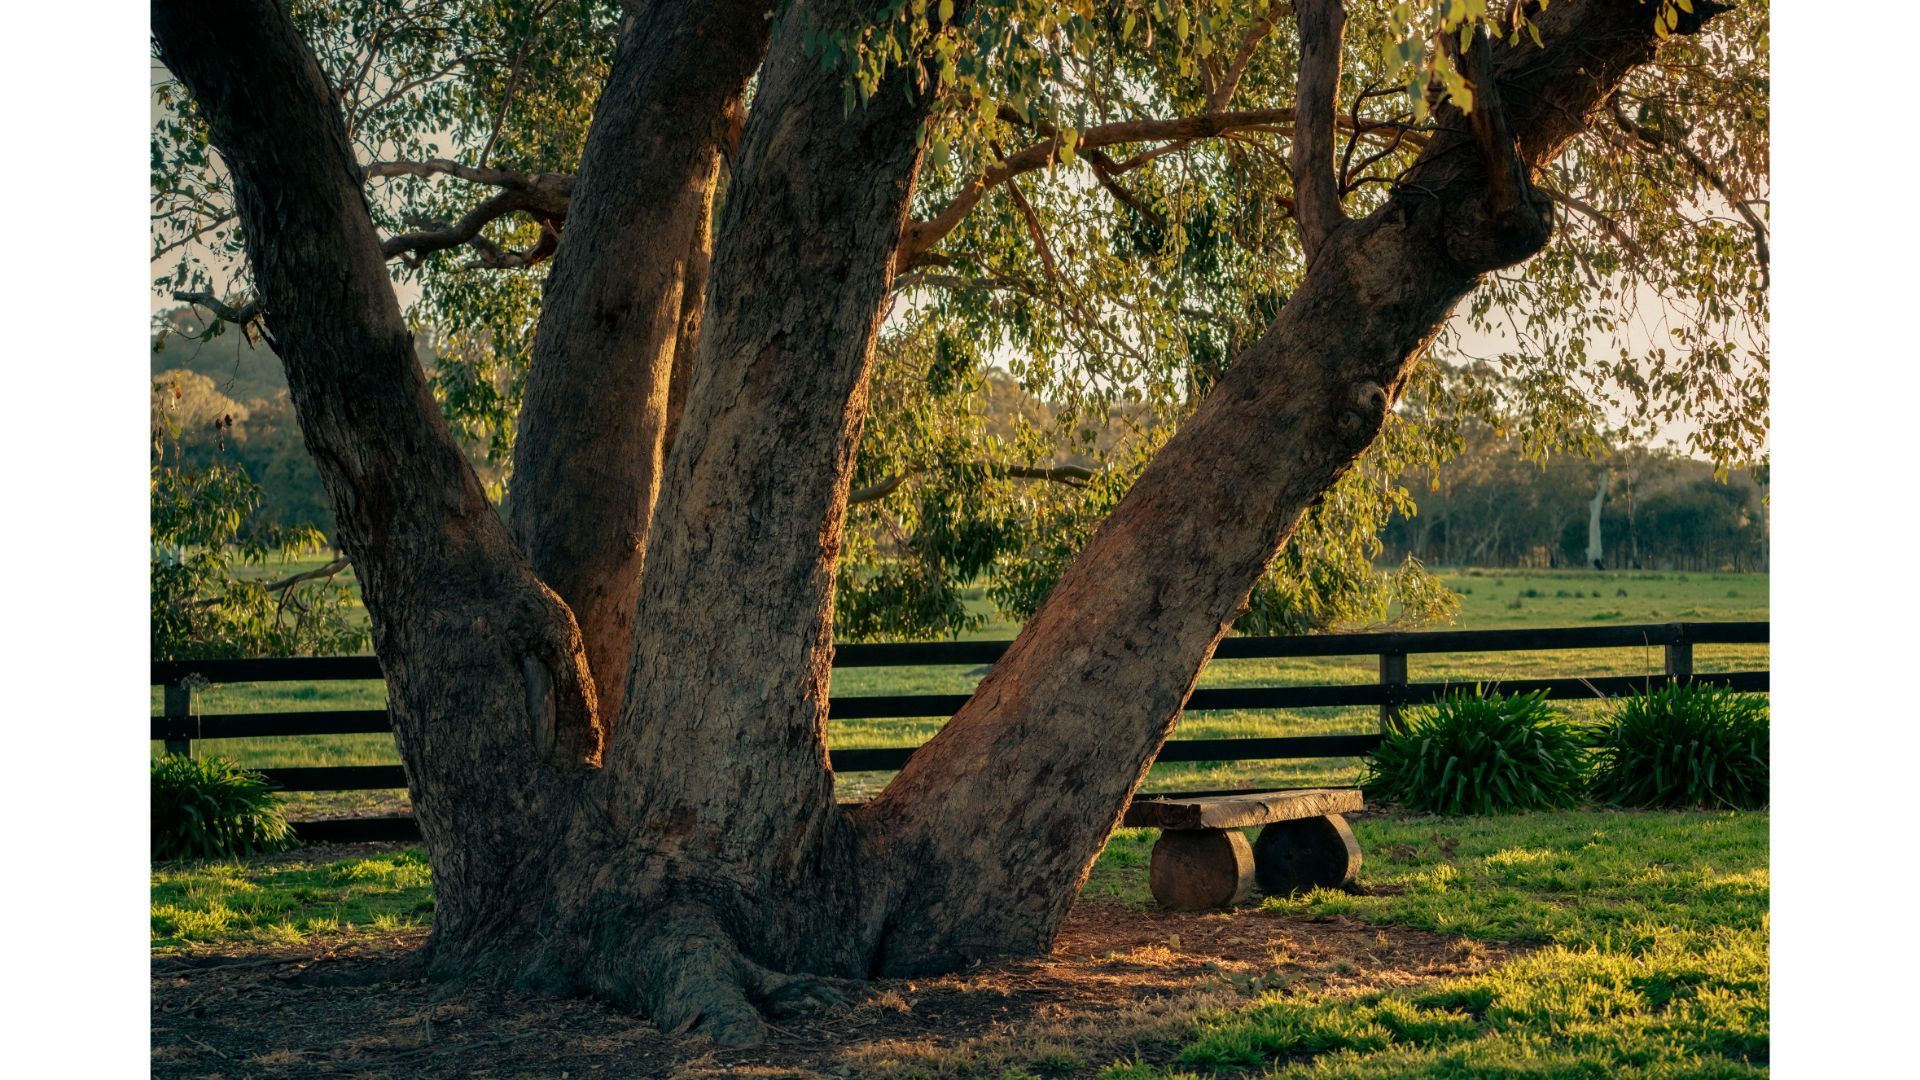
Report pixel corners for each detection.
[153,0,1728,1047]
[507,0,772,715]
[151,0,603,955]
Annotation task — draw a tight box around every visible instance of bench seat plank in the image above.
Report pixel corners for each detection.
[1122,788,1363,831]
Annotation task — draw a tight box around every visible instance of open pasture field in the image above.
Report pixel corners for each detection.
[154,567,1768,814]
[153,807,1768,1077]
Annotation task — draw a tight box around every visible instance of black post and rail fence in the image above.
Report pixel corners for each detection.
[152,620,1768,843]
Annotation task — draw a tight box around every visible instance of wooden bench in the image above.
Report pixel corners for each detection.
[1121,788,1364,910]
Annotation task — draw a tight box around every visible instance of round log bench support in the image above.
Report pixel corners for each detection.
[1148,828,1254,910]
[1122,788,1365,911]
[1253,812,1361,896]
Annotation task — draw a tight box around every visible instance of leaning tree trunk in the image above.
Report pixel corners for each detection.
[153,0,1727,1047]
[151,0,605,954]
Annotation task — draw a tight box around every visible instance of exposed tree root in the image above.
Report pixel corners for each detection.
[614,907,861,1047]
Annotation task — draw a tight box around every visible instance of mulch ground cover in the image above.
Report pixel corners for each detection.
[154,871,1525,1079]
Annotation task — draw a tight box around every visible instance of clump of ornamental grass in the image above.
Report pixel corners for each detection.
[1365,690,1589,815]
[1589,685,1769,810]
[152,755,296,862]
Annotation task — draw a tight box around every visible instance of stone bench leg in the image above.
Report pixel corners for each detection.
[1253,813,1361,897]
[1148,828,1254,910]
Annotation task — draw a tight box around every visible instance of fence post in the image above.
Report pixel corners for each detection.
[163,681,193,758]
[1664,640,1694,685]
[1378,651,1408,735]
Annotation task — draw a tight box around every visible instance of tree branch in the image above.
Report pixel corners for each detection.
[1538,184,1646,263]
[260,555,351,592]
[1607,95,1768,285]
[372,160,573,266]
[381,189,542,262]
[189,556,352,607]
[1001,463,1096,485]
[1004,173,1061,284]
[153,210,236,259]
[364,157,567,192]
[898,106,1424,270]
[847,463,1098,506]
[847,472,915,505]
[171,290,262,327]
[365,159,574,266]
[457,222,563,270]
[994,105,1168,230]
[1337,86,1415,195]
[898,108,1333,270]
[1453,22,1527,220]
[1207,4,1289,112]
[1289,0,1348,260]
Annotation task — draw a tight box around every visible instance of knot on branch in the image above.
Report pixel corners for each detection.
[1335,380,1389,443]
[1444,185,1555,274]
[1350,380,1388,421]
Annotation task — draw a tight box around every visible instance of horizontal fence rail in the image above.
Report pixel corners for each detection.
[151,621,1768,841]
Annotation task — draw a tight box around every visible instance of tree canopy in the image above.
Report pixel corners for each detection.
[154,0,1769,642]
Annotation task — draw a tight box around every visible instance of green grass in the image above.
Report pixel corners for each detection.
[151,809,1769,1075]
[1095,809,1768,1077]
[154,567,1767,810]
[150,567,1768,1070]
[151,847,433,951]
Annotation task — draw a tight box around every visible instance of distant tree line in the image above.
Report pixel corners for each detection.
[1381,425,1768,573]
[154,303,1767,591]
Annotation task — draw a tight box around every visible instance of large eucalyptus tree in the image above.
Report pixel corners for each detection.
[151,0,1764,1044]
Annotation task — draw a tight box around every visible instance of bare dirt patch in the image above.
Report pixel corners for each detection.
[153,899,1525,1078]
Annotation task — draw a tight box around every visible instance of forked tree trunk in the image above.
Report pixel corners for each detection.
[507,0,771,716]
[153,0,1726,1047]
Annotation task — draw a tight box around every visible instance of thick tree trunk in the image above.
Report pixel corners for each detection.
[152,0,603,954]
[155,0,1725,1049]
[507,0,771,716]
[412,0,957,1038]
[595,0,953,966]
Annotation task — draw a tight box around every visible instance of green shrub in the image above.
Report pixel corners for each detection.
[1589,685,1768,810]
[1365,691,1588,815]
[152,755,296,861]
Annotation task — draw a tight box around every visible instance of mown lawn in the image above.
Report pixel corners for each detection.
[151,848,433,950]
[153,568,1767,812]
[1090,809,1768,1077]
[152,808,1768,1075]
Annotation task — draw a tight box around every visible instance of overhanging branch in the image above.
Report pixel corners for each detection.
[995,106,1169,231]
[896,106,1422,271]
[381,188,537,263]
[172,290,263,328]
[1607,95,1769,285]
[364,157,560,189]
[366,158,574,267]
[1539,184,1646,263]
[189,555,352,607]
